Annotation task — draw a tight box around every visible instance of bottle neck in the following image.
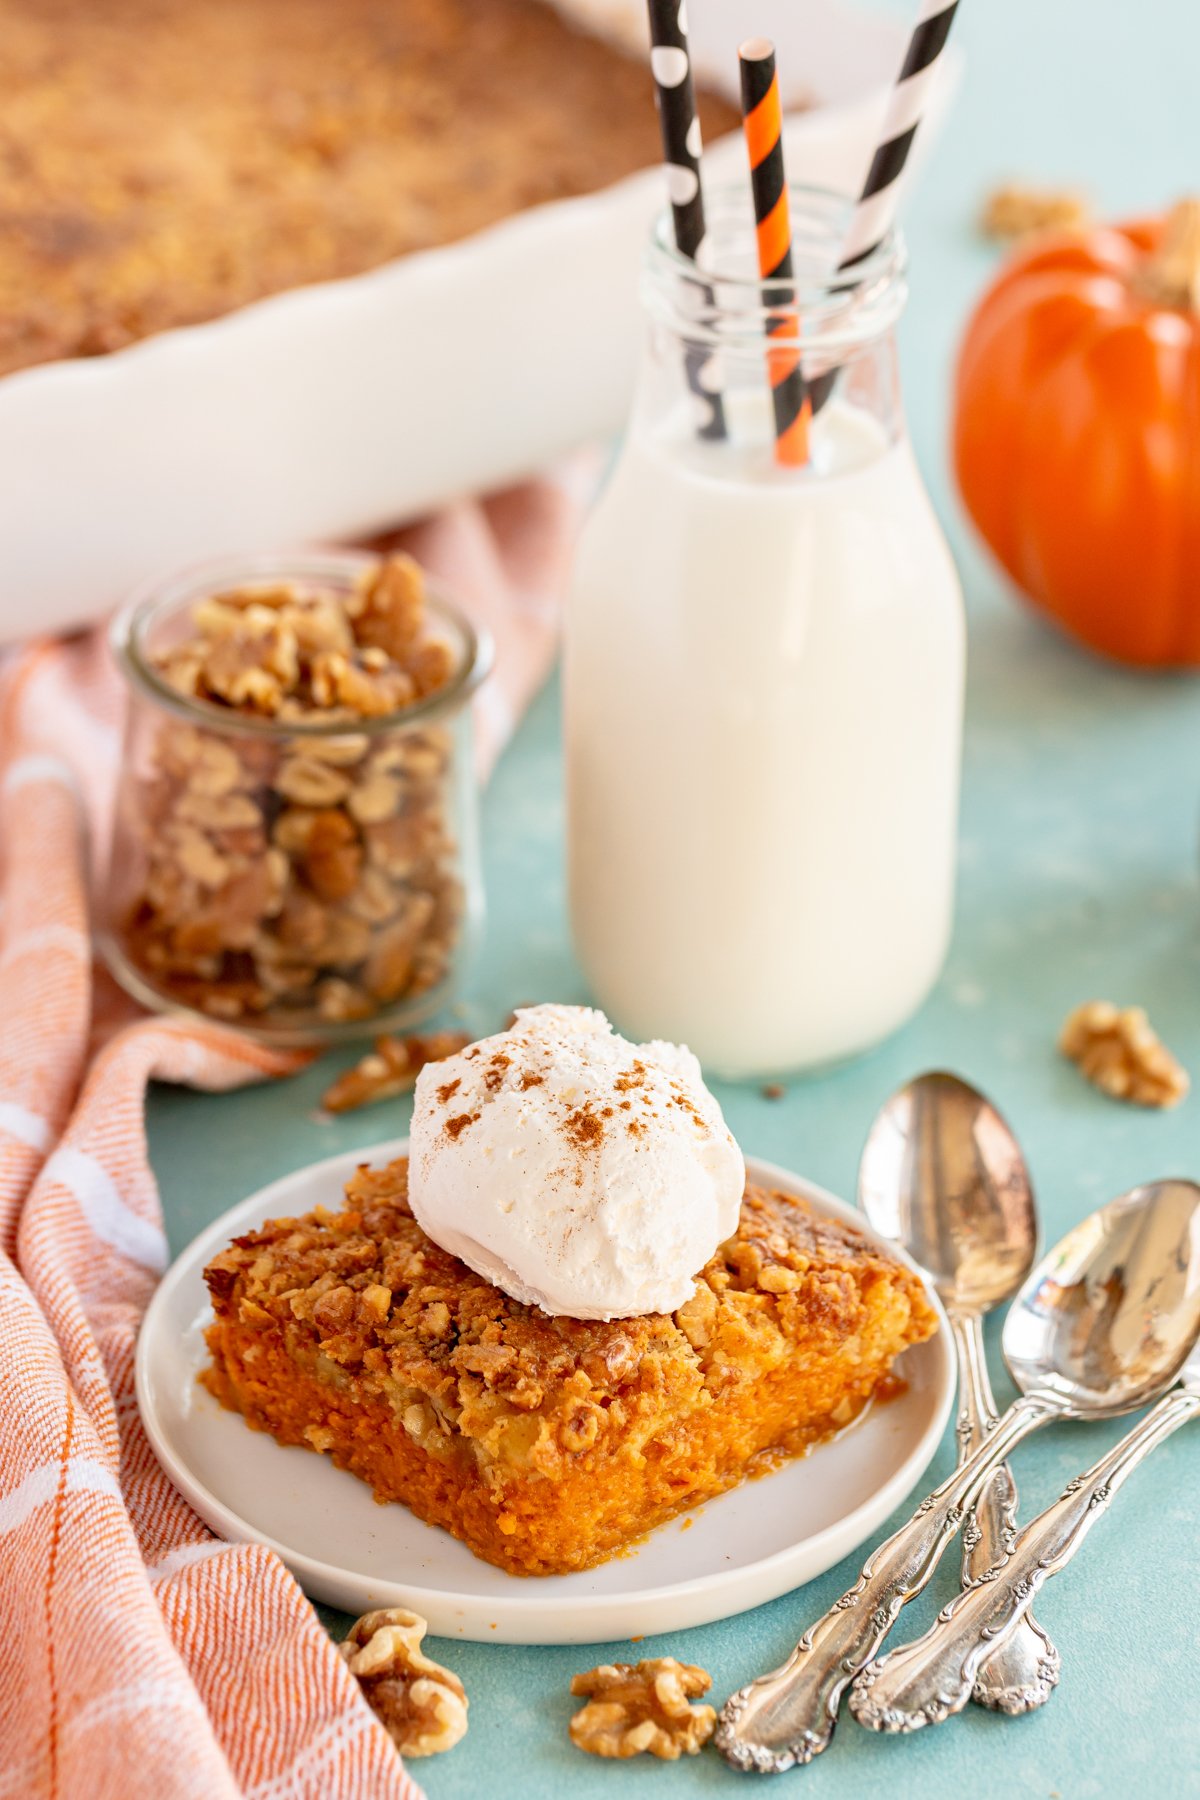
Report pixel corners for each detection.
[637,184,908,479]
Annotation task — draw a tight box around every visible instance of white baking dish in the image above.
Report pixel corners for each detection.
[0,0,961,640]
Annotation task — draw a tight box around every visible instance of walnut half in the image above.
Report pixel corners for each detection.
[320,1028,470,1113]
[1060,1000,1189,1108]
[339,1608,468,1758]
[569,1658,716,1760]
[979,182,1091,242]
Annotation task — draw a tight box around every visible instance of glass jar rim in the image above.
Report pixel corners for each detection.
[111,548,494,738]
[644,182,907,355]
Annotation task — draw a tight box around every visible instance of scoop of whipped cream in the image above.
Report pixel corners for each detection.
[407,1004,744,1320]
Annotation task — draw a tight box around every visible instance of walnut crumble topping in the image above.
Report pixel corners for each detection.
[0,0,741,381]
[339,1607,467,1757]
[115,554,466,1028]
[201,1156,937,1576]
[1060,1001,1189,1108]
[568,1659,716,1760]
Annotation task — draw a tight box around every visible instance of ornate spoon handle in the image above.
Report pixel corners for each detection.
[714,1394,1055,1771]
[850,1384,1200,1734]
[950,1311,1061,1714]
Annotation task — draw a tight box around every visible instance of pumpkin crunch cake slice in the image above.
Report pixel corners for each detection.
[202,1156,937,1575]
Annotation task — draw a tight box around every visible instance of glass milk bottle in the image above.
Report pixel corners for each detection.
[564,186,964,1077]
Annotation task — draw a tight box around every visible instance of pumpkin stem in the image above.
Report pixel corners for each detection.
[1135,199,1200,310]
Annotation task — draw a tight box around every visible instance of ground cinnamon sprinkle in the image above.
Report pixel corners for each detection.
[436,1078,461,1105]
[518,1072,544,1090]
[444,1113,478,1141]
[669,1090,707,1130]
[484,1053,511,1092]
[562,1106,604,1150]
[613,1061,648,1094]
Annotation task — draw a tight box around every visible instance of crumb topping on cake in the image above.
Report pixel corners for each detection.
[0,0,739,378]
[204,1155,931,1480]
[202,1152,936,1574]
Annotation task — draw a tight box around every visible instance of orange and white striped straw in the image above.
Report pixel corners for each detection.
[738,38,809,468]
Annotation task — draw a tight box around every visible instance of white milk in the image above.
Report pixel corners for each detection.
[564,399,964,1076]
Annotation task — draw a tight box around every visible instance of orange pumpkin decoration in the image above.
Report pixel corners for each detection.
[953,200,1200,666]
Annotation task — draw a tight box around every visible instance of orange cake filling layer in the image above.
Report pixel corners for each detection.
[202,1157,937,1576]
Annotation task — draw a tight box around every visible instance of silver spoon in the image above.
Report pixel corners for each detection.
[715,1178,1200,1772]
[851,1266,1200,1729]
[858,1073,1059,1715]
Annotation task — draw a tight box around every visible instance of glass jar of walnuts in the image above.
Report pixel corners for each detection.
[101,550,490,1043]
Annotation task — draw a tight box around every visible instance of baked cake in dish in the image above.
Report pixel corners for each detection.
[201,1155,937,1576]
[0,0,739,379]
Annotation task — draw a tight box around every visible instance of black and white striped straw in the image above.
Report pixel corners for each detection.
[803,0,960,417]
[838,0,960,271]
[646,0,726,439]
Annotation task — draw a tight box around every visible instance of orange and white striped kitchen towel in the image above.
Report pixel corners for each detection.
[0,474,586,1798]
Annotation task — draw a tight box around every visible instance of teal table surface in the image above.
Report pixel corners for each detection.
[147,1,1200,1794]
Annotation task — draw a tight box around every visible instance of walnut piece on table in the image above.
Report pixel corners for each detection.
[1060,1001,1189,1108]
[320,1027,470,1113]
[339,1607,467,1758]
[980,182,1091,242]
[568,1658,716,1760]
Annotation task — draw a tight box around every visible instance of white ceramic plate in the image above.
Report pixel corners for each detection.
[0,0,963,637]
[137,1143,952,1645]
